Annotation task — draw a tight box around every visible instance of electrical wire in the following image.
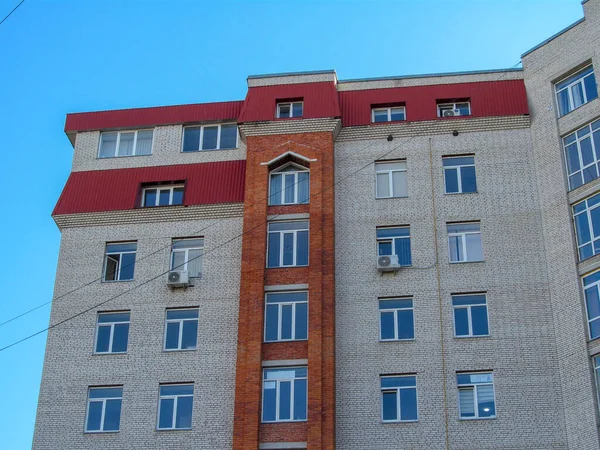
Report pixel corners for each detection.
[0,0,25,27]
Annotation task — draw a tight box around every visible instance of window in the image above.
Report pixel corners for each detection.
[443,156,477,194]
[85,387,122,432]
[262,367,307,422]
[267,221,309,268]
[375,161,408,198]
[171,238,204,277]
[437,101,471,117]
[269,164,310,205]
[555,65,598,116]
[376,226,412,267]
[164,309,199,351]
[457,372,496,419]
[182,124,238,152]
[158,384,194,430]
[95,312,130,354]
[141,185,184,207]
[277,101,303,118]
[379,298,414,341]
[99,130,153,158]
[594,355,600,410]
[573,193,600,260]
[265,291,308,342]
[564,119,600,190]
[447,223,483,263]
[372,106,406,123]
[103,242,137,281]
[583,270,600,340]
[380,375,418,422]
[452,294,489,337]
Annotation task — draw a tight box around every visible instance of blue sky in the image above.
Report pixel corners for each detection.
[0,0,586,448]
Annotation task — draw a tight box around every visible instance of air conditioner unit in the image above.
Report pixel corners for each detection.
[377,254,401,272]
[167,270,189,288]
[442,109,461,117]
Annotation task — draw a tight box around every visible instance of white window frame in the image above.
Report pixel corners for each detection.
[181,123,239,152]
[171,238,204,276]
[378,298,414,342]
[376,226,412,267]
[437,102,471,117]
[103,242,137,282]
[85,386,123,433]
[141,185,184,207]
[443,156,476,194]
[457,372,496,420]
[94,312,130,354]
[371,106,406,123]
[163,308,199,351]
[261,367,308,423]
[563,119,600,191]
[157,384,194,430]
[594,355,600,412]
[380,375,418,423]
[452,294,489,338]
[447,223,483,263]
[555,65,597,116]
[375,161,407,199]
[267,221,309,268]
[583,271,600,340]
[276,101,303,118]
[98,129,153,158]
[264,291,308,342]
[269,164,310,206]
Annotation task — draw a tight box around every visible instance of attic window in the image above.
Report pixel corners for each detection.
[141,183,185,207]
[437,100,471,118]
[277,101,303,118]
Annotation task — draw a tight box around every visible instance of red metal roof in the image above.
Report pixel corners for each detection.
[53,161,246,215]
[238,82,341,123]
[64,101,244,133]
[338,80,529,127]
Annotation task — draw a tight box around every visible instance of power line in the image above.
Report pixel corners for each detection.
[0,0,25,27]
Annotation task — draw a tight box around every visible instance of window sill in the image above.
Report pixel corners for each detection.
[264,339,308,344]
[375,195,409,200]
[156,427,192,432]
[273,117,304,121]
[371,120,407,125]
[261,419,308,424]
[97,154,152,159]
[436,115,472,119]
[459,416,496,421]
[139,204,185,209]
[101,279,135,283]
[92,352,128,356]
[379,338,415,342]
[449,260,485,265]
[444,191,478,195]
[266,265,310,269]
[181,147,239,153]
[381,419,418,424]
[84,430,120,434]
[454,334,491,339]
[163,348,197,353]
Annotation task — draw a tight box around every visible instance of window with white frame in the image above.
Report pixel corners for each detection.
[269,164,310,205]
[85,386,123,432]
[182,124,238,152]
[372,106,406,123]
[452,294,489,337]
[262,367,307,422]
[375,161,408,198]
[267,221,309,268]
[141,184,184,207]
[447,223,483,263]
[594,355,600,410]
[103,242,137,281]
[457,372,496,419]
[555,65,598,117]
[573,193,600,261]
[437,101,471,117]
[171,238,204,277]
[95,312,130,354]
[277,101,303,118]
[164,308,199,351]
[380,375,418,422]
[99,130,153,158]
[564,119,600,191]
[443,156,477,194]
[157,384,194,430]
[265,291,308,342]
[376,226,412,266]
[583,270,600,340]
[379,298,414,341]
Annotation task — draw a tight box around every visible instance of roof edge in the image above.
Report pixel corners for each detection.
[522,17,585,58]
[247,70,336,80]
[338,68,523,84]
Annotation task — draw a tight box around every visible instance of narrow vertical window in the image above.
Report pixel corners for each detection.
[457,372,496,419]
[262,367,307,422]
[103,242,137,281]
[376,226,412,266]
[95,312,130,354]
[583,270,600,340]
[379,298,414,341]
[267,221,309,268]
[563,119,600,190]
[594,355,600,412]
[157,384,194,430]
[447,223,483,263]
[380,375,418,422]
[85,387,123,432]
[171,238,204,277]
[164,309,199,351]
[555,65,598,116]
[443,156,477,194]
[375,161,408,198]
[264,291,308,342]
[452,294,489,337]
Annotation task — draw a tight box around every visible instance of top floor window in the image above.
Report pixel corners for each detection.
[182,124,238,152]
[437,101,471,118]
[103,242,136,282]
[555,65,598,117]
[99,130,153,158]
[564,119,600,191]
[372,106,406,123]
[142,184,184,207]
[277,101,303,118]
[269,164,310,205]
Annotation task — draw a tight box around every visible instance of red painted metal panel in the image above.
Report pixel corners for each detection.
[65,101,244,133]
[53,160,246,215]
[238,82,341,123]
[339,80,529,127]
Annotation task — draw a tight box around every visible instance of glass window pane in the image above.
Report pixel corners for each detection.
[377,227,410,238]
[380,312,395,340]
[452,295,486,306]
[298,172,309,204]
[477,385,495,417]
[103,399,122,431]
[95,325,111,353]
[397,309,414,340]
[565,143,581,174]
[283,233,294,266]
[160,385,193,396]
[373,109,388,123]
[187,249,203,277]
[119,253,136,281]
[570,173,584,190]
[279,381,291,420]
[590,318,600,340]
[111,323,129,352]
[445,168,459,193]
[171,251,186,271]
[104,255,119,281]
[395,237,412,266]
[159,398,174,429]
[165,322,180,350]
[376,173,390,198]
[581,137,595,166]
[86,401,103,431]
[392,171,407,197]
[465,233,483,261]
[390,108,405,121]
[267,233,281,268]
[293,378,307,420]
[159,189,171,206]
[263,382,277,421]
[461,166,477,193]
[166,308,199,320]
[183,127,201,152]
[382,391,398,421]
[281,304,293,340]
[270,174,282,205]
[117,132,134,156]
[379,298,412,309]
[292,103,303,117]
[181,320,198,349]
[449,235,462,262]
[278,104,291,118]
[454,308,470,336]
[172,187,184,205]
[381,376,416,389]
[295,302,308,340]
[144,189,157,207]
[586,286,600,320]
[471,306,489,336]
[202,126,218,150]
[296,231,309,266]
[377,162,405,171]
[583,165,598,183]
[557,89,570,116]
[89,387,122,399]
[400,388,418,421]
[585,74,599,102]
[265,304,279,341]
[172,238,204,250]
[284,174,295,204]
[136,130,153,155]
[175,396,193,429]
[378,241,392,256]
[572,82,585,109]
[269,221,308,232]
[459,388,475,417]
[99,133,117,158]
[220,124,238,149]
[97,312,129,323]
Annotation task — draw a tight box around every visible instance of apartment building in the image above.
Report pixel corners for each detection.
[33,1,600,449]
